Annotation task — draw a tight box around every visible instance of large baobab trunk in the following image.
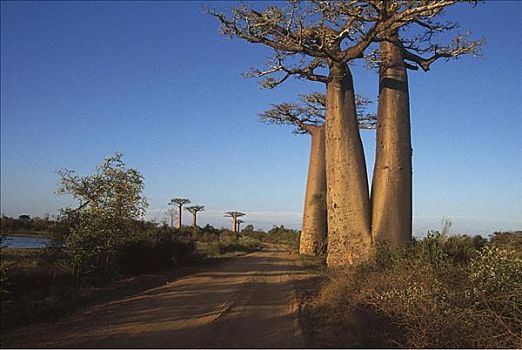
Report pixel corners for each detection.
[371,38,412,248]
[231,218,237,233]
[300,126,327,256]
[325,64,372,266]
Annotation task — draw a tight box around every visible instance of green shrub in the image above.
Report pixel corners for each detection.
[196,241,221,257]
[264,225,300,252]
[444,234,478,263]
[469,245,522,295]
[490,231,522,253]
[238,235,262,250]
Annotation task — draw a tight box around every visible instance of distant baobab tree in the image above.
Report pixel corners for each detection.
[185,205,205,229]
[225,211,245,233]
[211,1,483,266]
[236,219,245,232]
[169,198,191,229]
[260,93,376,256]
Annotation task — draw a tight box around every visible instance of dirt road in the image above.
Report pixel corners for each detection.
[5,246,315,348]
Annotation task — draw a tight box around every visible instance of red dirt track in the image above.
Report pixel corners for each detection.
[5,246,312,348]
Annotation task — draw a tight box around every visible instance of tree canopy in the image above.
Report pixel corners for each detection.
[210,1,484,88]
[57,152,147,220]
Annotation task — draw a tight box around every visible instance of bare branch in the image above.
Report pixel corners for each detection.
[244,52,328,88]
[210,1,484,86]
[260,92,377,134]
[401,34,485,71]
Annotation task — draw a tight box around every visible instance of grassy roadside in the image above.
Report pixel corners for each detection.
[297,231,522,349]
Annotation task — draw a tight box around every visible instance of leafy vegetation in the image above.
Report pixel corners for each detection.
[0,223,266,332]
[55,153,148,274]
[1,215,55,236]
[311,231,522,348]
[264,225,301,252]
[0,154,267,333]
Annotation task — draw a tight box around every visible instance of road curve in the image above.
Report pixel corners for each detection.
[6,246,312,348]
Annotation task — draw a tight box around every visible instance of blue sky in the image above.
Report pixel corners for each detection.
[1,1,521,235]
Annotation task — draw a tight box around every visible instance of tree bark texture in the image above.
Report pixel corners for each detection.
[325,63,372,266]
[177,205,182,229]
[232,217,237,233]
[299,126,328,256]
[192,213,197,228]
[371,38,413,248]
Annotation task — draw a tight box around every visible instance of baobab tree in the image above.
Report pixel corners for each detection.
[211,1,483,265]
[185,205,205,229]
[210,2,374,265]
[225,211,245,233]
[169,198,190,229]
[365,2,483,248]
[260,92,376,256]
[236,219,245,232]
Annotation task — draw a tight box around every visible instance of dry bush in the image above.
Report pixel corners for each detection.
[315,233,522,348]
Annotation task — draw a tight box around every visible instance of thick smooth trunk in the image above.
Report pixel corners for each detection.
[371,39,412,248]
[192,213,197,228]
[232,217,237,233]
[177,205,182,229]
[325,64,372,266]
[299,126,327,256]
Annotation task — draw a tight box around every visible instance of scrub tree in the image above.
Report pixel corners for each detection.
[56,153,147,273]
[165,208,177,228]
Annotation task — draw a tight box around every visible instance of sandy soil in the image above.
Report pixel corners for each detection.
[4,246,315,349]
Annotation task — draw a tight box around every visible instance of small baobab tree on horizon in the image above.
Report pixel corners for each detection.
[225,211,245,233]
[260,92,376,256]
[185,205,205,229]
[236,219,245,232]
[169,198,191,229]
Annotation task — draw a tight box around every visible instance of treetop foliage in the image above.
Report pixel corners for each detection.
[56,153,148,220]
[224,211,246,219]
[185,205,205,214]
[169,198,191,207]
